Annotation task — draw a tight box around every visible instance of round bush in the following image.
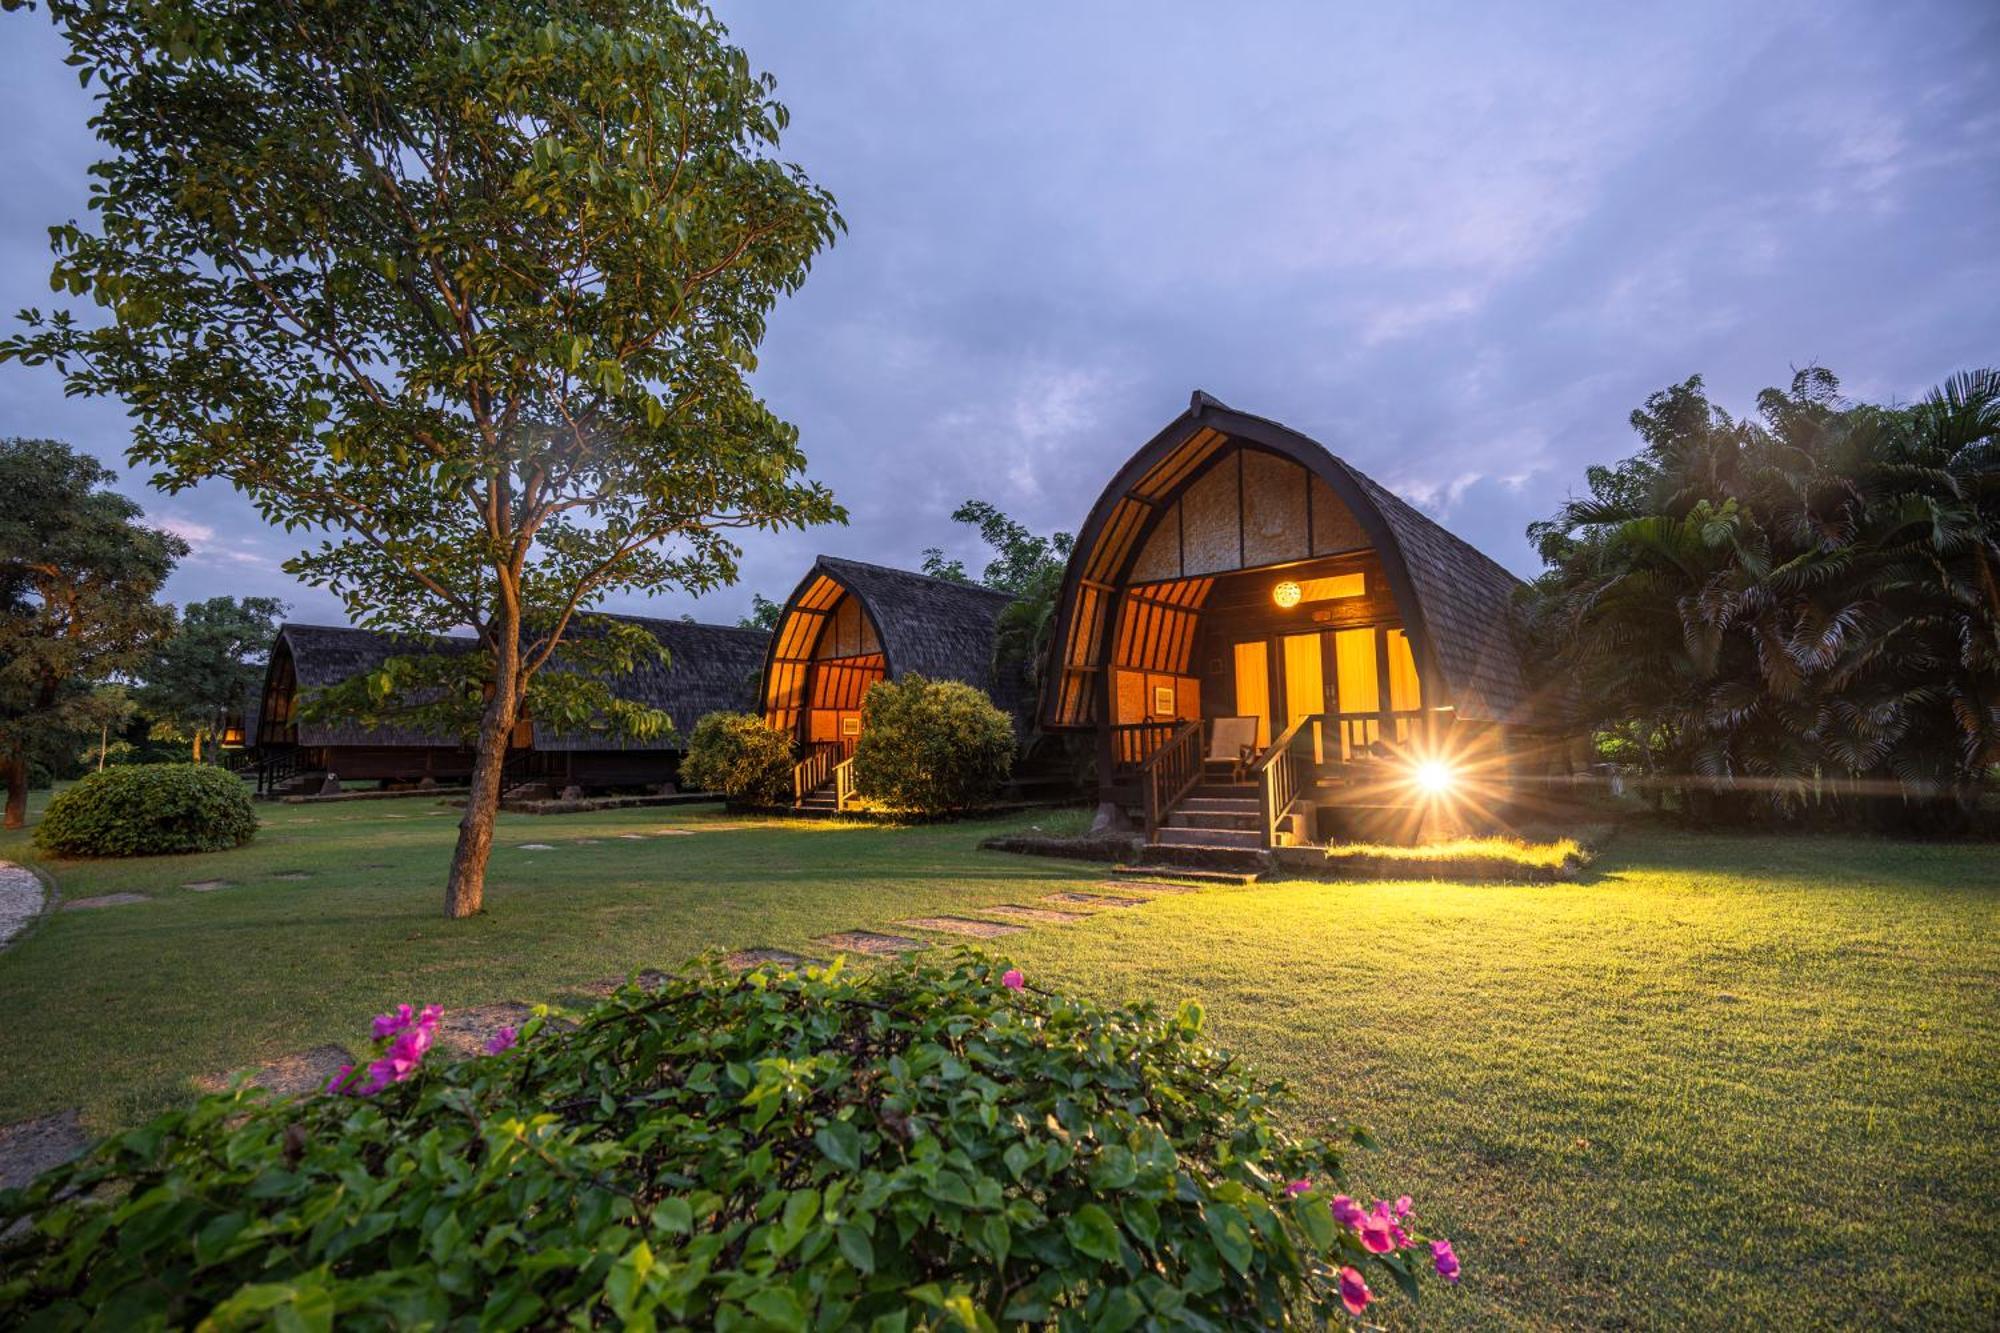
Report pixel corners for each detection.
[679,710,794,804]
[0,956,1458,1327]
[32,763,258,857]
[853,674,1014,814]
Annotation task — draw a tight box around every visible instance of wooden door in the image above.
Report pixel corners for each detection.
[1232,640,1271,749]
[1281,632,1325,763]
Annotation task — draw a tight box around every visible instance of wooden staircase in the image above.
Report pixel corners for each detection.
[1136,780,1270,874]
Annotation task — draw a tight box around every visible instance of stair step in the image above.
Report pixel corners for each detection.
[1110,864,1261,886]
[1136,843,1272,874]
[1175,797,1260,815]
[1170,810,1262,832]
[1154,826,1264,850]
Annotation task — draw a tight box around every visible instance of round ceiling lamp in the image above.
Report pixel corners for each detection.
[1273,580,1302,609]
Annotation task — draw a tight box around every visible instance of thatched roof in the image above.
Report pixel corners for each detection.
[532,616,768,751]
[266,616,768,752]
[1042,391,1540,728]
[818,557,1016,699]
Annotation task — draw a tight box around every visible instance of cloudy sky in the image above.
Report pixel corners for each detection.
[1,0,1994,627]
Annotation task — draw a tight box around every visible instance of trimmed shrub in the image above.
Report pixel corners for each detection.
[679,710,794,804]
[0,956,1459,1327]
[853,674,1014,814]
[32,763,257,857]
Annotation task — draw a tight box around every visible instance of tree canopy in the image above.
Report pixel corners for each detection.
[140,596,286,762]
[0,439,184,828]
[1526,366,2000,827]
[5,0,844,913]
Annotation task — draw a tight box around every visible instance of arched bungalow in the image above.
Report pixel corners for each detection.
[760,555,1017,805]
[253,617,768,796]
[1040,391,1550,855]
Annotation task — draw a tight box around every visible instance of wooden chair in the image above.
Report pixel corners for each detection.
[1203,716,1261,784]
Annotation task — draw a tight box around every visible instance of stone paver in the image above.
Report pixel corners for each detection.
[194,1044,353,1099]
[0,860,45,949]
[725,948,819,971]
[272,871,313,881]
[434,1003,538,1058]
[62,892,149,911]
[1042,891,1146,910]
[616,834,649,840]
[652,829,695,836]
[183,879,231,892]
[517,843,557,851]
[981,904,1093,924]
[895,915,1025,939]
[812,930,927,957]
[0,1108,88,1192]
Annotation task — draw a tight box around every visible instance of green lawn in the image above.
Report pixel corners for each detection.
[2,796,1995,1328]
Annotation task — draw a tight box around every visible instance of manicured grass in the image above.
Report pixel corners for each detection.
[2,796,1995,1327]
[1317,834,1582,867]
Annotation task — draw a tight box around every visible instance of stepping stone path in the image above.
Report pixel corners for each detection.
[1041,891,1147,910]
[652,829,695,836]
[1101,879,1199,894]
[0,860,45,949]
[896,915,1025,939]
[272,872,312,881]
[616,834,649,840]
[981,904,1093,924]
[63,892,149,911]
[573,838,601,845]
[725,948,817,971]
[183,879,230,892]
[517,843,557,851]
[812,930,927,957]
[194,1044,353,1099]
[434,1003,539,1059]
[0,1108,87,1192]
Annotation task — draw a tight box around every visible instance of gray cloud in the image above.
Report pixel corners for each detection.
[2,0,1993,627]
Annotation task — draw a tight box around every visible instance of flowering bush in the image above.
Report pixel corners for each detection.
[0,955,1458,1327]
[33,762,257,856]
[853,674,1015,814]
[679,709,794,803]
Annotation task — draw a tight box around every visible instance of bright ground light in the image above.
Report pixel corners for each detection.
[1415,760,1454,794]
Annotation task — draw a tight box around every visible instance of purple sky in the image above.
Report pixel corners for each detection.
[2,1,1994,628]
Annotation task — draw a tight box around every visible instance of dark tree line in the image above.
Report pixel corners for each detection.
[1526,366,1999,829]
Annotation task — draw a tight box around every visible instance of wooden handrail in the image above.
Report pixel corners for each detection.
[1138,720,1203,836]
[833,756,856,811]
[1251,714,1321,847]
[792,741,841,803]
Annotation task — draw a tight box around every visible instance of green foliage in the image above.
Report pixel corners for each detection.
[924,500,1074,702]
[33,763,258,857]
[0,956,1445,1328]
[0,439,184,826]
[680,710,794,802]
[3,0,844,909]
[854,675,1014,814]
[138,596,286,761]
[738,592,785,631]
[1526,366,2000,827]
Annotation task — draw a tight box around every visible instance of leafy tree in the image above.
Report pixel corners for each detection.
[139,596,286,763]
[925,499,1075,699]
[6,0,844,915]
[78,685,137,772]
[737,591,783,631]
[1526,367,2000,828]
[0,440,183,829]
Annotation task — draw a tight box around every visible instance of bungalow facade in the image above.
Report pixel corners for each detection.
[1039,392,1554,860]
[758,555,1021,807]
[252,616,769,795]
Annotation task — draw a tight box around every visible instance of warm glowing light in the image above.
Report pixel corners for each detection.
[1414,760,1454,794]
[1273,580,1302,608]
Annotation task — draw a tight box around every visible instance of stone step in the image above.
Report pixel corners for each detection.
[1135,842,1272,874]
[1174,797,1261,816]
[1154,826,1264,850]
[1109,864,1262,887]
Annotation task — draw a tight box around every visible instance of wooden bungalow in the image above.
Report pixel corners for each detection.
[1039,391,1556,863]
[252,617,769,795]
[759,555,1020,807]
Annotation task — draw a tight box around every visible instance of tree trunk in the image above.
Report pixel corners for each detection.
[3,753,26,830]
[444,625,523,919]
[192,730,203,765]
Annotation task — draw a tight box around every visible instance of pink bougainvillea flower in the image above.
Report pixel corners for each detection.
[1356,1213,1399,1254]
[1394,1195,1413,1217]
[1330,1195,1367,1229]
[1001,969,1025,991]
[1285,1179,1313,1197]
[325,1064,354,1094]
[1432,1238,1461,1282]
[1366,1199,1412,1250]
[1337,1266,1374,1316]
[371,1004,417,1041]
[484,1025,519,1056]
